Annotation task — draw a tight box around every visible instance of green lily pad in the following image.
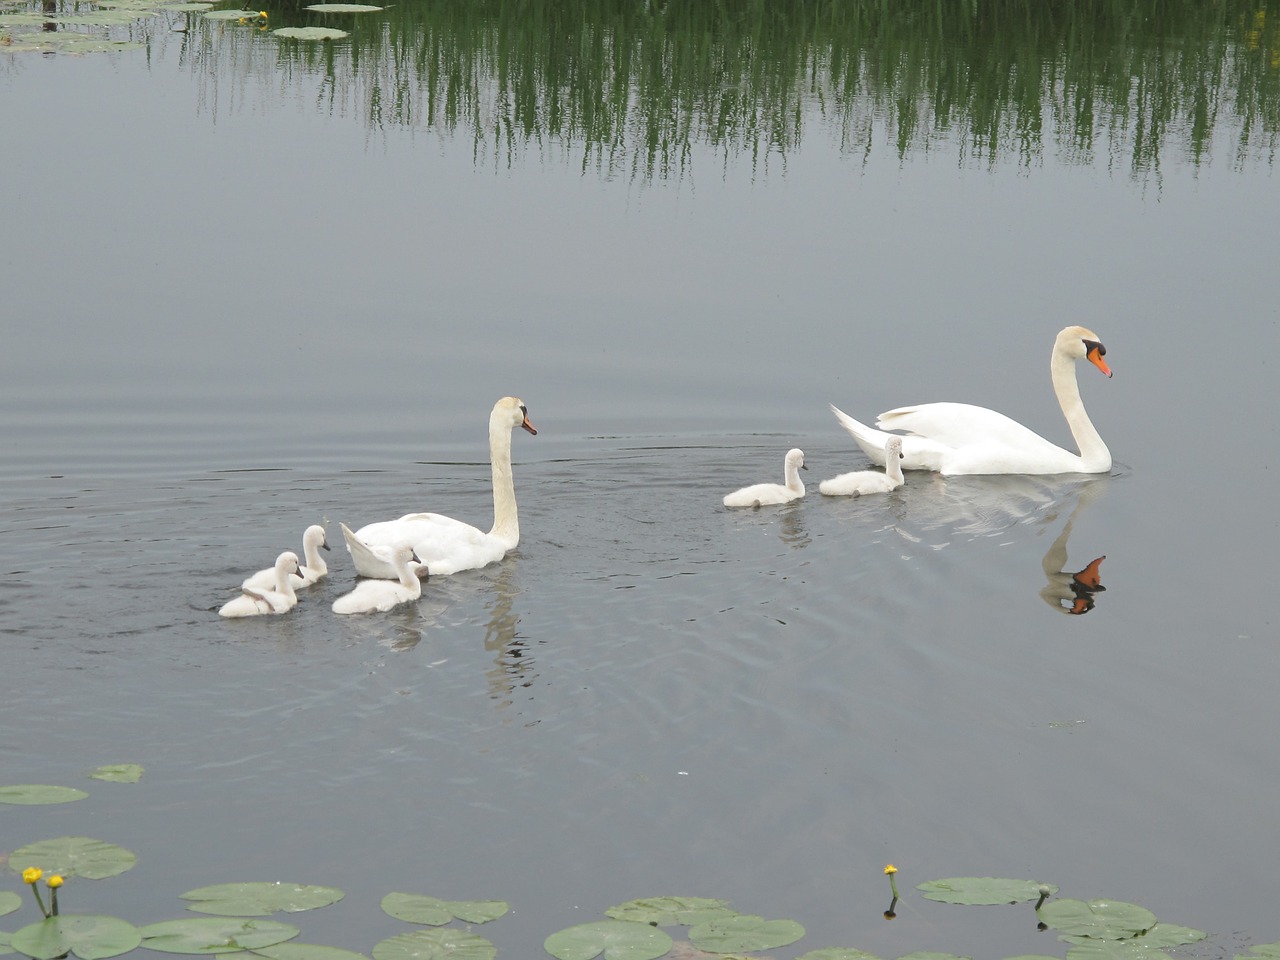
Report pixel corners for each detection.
[1001,956,1063,960]
[1064,940,1172,960]
[203,9,265,18]
[10,915,141,960]
[0,784,89,805]
[918,878,1057,905]
[798,951,885,960]
[1238,945,1280,960]
[1,930,12,957]
[1038,899,1156,940]
[371,929,495,960]
[9,838,137,880]
[304,3,380,10]
[138,918,299,954]
[0,891,22,916]
[237,945,370,960]
[897,954,970,960]
[159,2,214,9]
[181,883,344,917]
[543,921,672,960]
[89,764,144,784]
[270,25,346,39]
[605,897,736,927]
[379,893,507,926]
[688,914,805,953]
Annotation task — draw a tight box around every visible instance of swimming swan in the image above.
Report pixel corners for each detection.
[333,544,424,614]
[830,325,1113,476]
[241,524,330,591]
[819,436,905,497]
[724,448,807,508]
[219,552,301,618]
[342,397,538,579]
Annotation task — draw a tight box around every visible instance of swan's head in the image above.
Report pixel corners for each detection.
[495,397,538,435]
[785,448,806,471]
[304,524,330,551]
[1057,325,1112,378]
[276,551,301,575]
[884,436,905,459]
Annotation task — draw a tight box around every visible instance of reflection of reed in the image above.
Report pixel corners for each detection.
[1039,477,1109,616]
[161,0,1277,177]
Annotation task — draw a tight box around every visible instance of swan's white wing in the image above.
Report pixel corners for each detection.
[350,514,503,577]
[830,403,951,471]
[878,403,1081,475]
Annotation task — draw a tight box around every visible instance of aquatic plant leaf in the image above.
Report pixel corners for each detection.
[371,929,495,960]
[138,918,299,954]
[380,894,451,926]
[605,897,735,926]
[0,784,89,805]
[1237,945,1280,960]
[181,883,344,917]
[1,930,12,955]
[1038,900,1156,940]
[798,950,885,960]
[89,764,144,784]
[203,9,261,18]
[0,891,21,916]
[9,838,137,880]
[444,901,508,925]
[542,921,673,960]
[159,2,214,9]
[271,26,348,39]
[688,914,805,952]
[917,878,1057,905]
[897,953,970,960]
[1064,939,1173,960]
[304,3,381,11]
[1001,956,1063,960]
[248,944,370,960]
[10,915,141,960]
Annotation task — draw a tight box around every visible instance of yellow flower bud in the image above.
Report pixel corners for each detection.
[22,867,43,884]
[47,875,65,889]
[884,864,898,875]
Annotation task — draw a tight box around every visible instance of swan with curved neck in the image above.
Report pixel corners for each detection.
[333,544,424,614]
[343,397,537,579]
[242,524,330,592]
[820,436,906,496]
[219,552,301,617]
[830,326,1112,476]
[723,448,807,507]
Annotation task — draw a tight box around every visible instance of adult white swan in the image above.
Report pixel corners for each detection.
[333,544,423,615]
[723,448,807,507]
[830,325,1113,476]
[241,524,330,591]
[342,397,538,579]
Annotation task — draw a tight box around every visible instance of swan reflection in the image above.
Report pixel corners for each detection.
[1038,477,1109,615]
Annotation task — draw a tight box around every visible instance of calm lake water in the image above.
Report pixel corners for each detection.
[2,2,1279,957]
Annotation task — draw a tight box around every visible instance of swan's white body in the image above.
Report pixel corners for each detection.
[333,544,423,614]
[724,448,806,507]
[820,436,905,497]
[219,552,301,618]
[831,325,1113,476]
[241,524,330,591]
[343,397,537,579]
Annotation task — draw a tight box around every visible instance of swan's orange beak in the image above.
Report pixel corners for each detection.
[521,416,538,436]
[1073,555,1106,590]
[1087,345,1112,378]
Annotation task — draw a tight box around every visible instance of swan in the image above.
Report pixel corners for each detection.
[830,325,1113,476]
[723,448,807,508]
[241,524,330,591]
[342,397,538,579]
[819,436,906,497]
[333,544,424,615]
[219,552,301,618]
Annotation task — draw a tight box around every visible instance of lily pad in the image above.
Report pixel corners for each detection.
[0,891,22,916]
[371,929,495,960]
[181,883,344,917]
[688,914,805,953]
[897,954,970,960]
[1038,899,1156,940]
[138,918,299,954]
[238,945,370,960]
[1238,945,1280,960]
[9,837,137,880]
[304,3,381,11]
[605,897,736,927]
[543,921,672,960]
[918,878,1057,905]
[203,9,264,18]
[1064,941,1173,960]
[159,2,214,9]
[379,893,507,926]
[10,915,141,960]
[0,784,89,805]
[89,764,144,784]
[270,25,347,39]
[798,951,885,960]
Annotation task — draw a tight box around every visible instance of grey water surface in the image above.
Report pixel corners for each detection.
[2,4,1279,957]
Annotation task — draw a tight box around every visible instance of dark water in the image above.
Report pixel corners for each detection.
[3,3,1279,957]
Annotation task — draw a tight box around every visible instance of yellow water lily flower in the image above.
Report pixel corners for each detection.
[22,867,43,884]
[47,875,65,888]
[884,864,898,875]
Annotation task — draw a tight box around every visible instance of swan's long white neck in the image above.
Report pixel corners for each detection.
[784,461,804,495]
[1051,346,1111,472]
[274,563,298,599]
[884,450,905,484]
[487,412,520,548]
[394,554,420,589]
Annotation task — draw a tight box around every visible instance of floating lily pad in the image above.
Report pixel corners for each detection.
[798,950,885,960]
[371,929,495,960]
[270,25,346,39]
[238,944,370,960]
[1001,956,1063,960]
[9,838,137,880]
[542,921,672,960]
[379,893,507,926]
[0,784,89,805]
[304,3,380,11]
[1,930,11,956]
[89,764,144,784]
[1038,899,1156,940]
[1064,940,1173,960]
[181,883,344,917]
[1238,945,1280,960]
[688,914,805,953]
[10,915,141,960]
[605,897,736,927]
[138,918,299,954]
[203,9,262,19]
[0,891,22,916]
[918,878,1057,905]
[897,953,970,960]
[159,2,214,9]
[48,9,147,23]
